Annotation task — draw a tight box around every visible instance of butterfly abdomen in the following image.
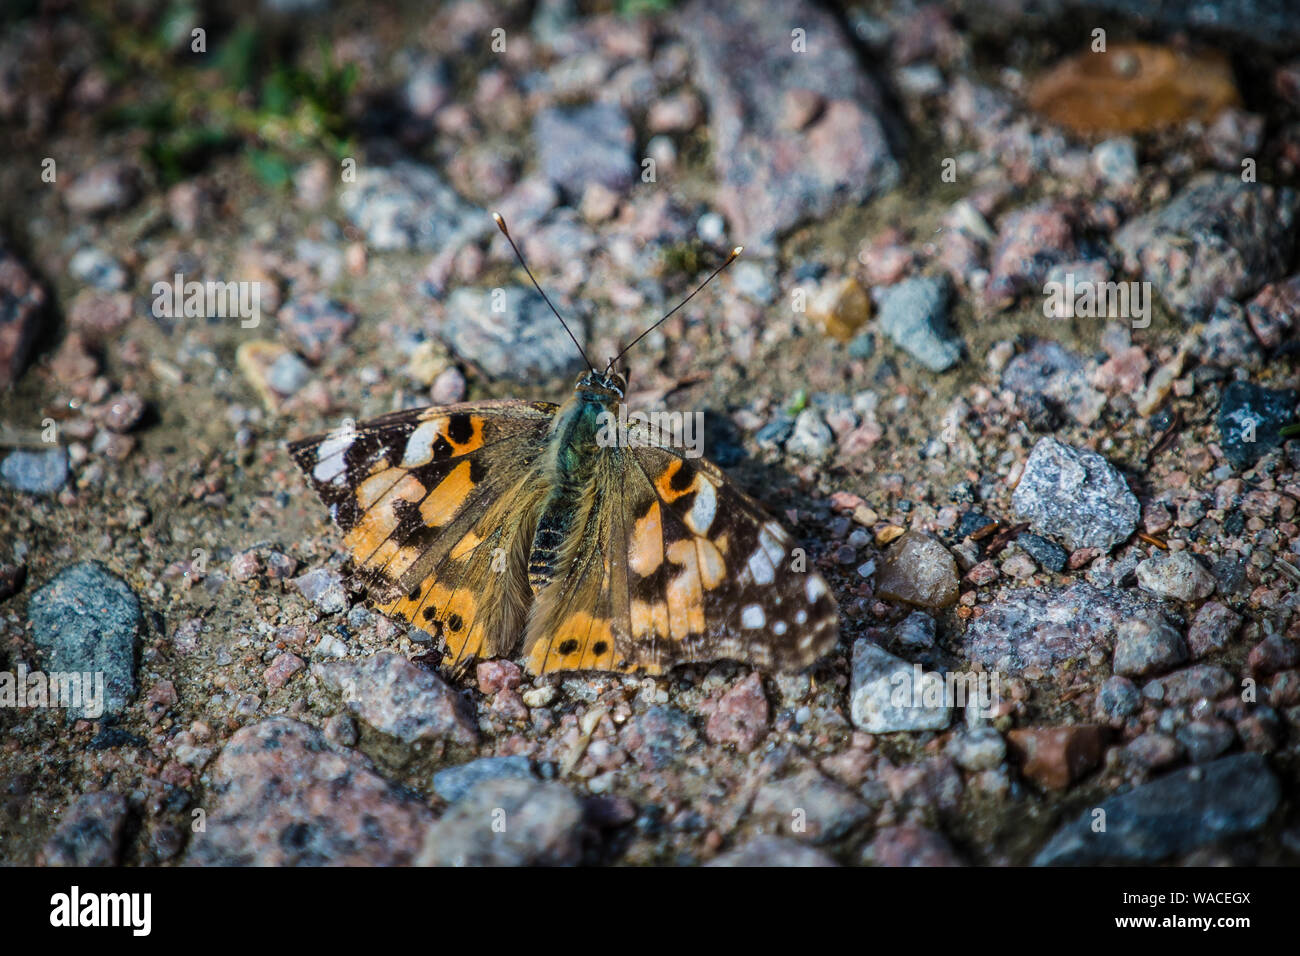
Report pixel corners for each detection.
[529,395,610,592]
[528,502,572,592]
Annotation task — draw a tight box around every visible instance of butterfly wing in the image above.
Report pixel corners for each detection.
[288,400,556,667]
[522,434,839,675]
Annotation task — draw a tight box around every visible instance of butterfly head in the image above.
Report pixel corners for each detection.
[574,368,627,404]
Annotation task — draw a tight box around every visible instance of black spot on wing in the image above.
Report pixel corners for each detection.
[669,459,696,493]
[446,413,473,445]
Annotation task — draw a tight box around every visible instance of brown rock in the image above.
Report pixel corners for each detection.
[263,652,306,691]
[1007,725,1107,789]
[876,531,960,608]
[809,276,871,343]
[1028,43,1239,135]
[1248,633,1300,676]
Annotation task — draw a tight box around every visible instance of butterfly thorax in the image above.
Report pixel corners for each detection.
[528,379,621,593]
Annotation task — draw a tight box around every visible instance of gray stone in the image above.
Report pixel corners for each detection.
[620,705,699,771]
[292,567,349,614]
[1113,617,1188,677]
[41,792,129,866]
[1095,676,1142,723]
[680,0,899,251]
[433,755,536,803]
[1216,381,1298,470]
[752,769,870,844]
[533,102,635,197]
[947,726,1006,771]
[418,778,585,866]
[28,561,140,719]
[730,260,776,304]
[1034,753,1280,864]
[1001,339,1106,427]
[69,247,128,291]
[1,446,69,494]
[1175,719,1236,763]
[1135,551,1218,602]
[849,639,952,733]
[440,286,586,382]
[313,652,477,746]
[1143,665,1235,705]
[1015,532,1068,573]
[1012,437,1139,552]
[785,408,833,460]
[1113,173,1297,322]
[963,582,1172,674]
[896,611,937,649]
[877,276,963,372]
[1091,137,1138,186]
[265,351,312,396]
[339,160,483,251]
[188,717,433,865]
[278,294,356,363]
[707,835,837,866]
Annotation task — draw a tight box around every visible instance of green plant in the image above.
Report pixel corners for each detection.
[102,20,357,187]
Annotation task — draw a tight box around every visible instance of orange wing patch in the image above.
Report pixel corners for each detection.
[419,459,476,529]
[376,574,486,666]
[399,414,486,466]
[527,611,615,673]
[343,472,427,564]
[628,501,664,576]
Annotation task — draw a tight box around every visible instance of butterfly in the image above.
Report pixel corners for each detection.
[287,214,839,677]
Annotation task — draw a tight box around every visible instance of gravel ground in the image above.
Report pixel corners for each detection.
[1,0,1298,867]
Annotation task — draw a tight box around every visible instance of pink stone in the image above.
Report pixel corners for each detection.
[704,672,770,753]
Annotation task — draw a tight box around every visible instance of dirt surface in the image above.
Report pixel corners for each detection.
[1,0,1299,867]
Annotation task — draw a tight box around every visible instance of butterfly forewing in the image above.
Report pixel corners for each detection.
[288,400,556,664]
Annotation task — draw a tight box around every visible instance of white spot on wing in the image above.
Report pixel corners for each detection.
[748,548,775,585]
[684,478,716,535]
[400,421,440,467]
[741,605,765,629]
[313,429,354,484]
[773,620,788,635]
[806,575,828,603]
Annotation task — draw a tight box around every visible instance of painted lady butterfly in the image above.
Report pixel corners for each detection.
[288,215,838,676]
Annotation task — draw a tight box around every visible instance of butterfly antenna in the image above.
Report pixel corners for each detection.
[493,212,595,371]
[607,245,743,374]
